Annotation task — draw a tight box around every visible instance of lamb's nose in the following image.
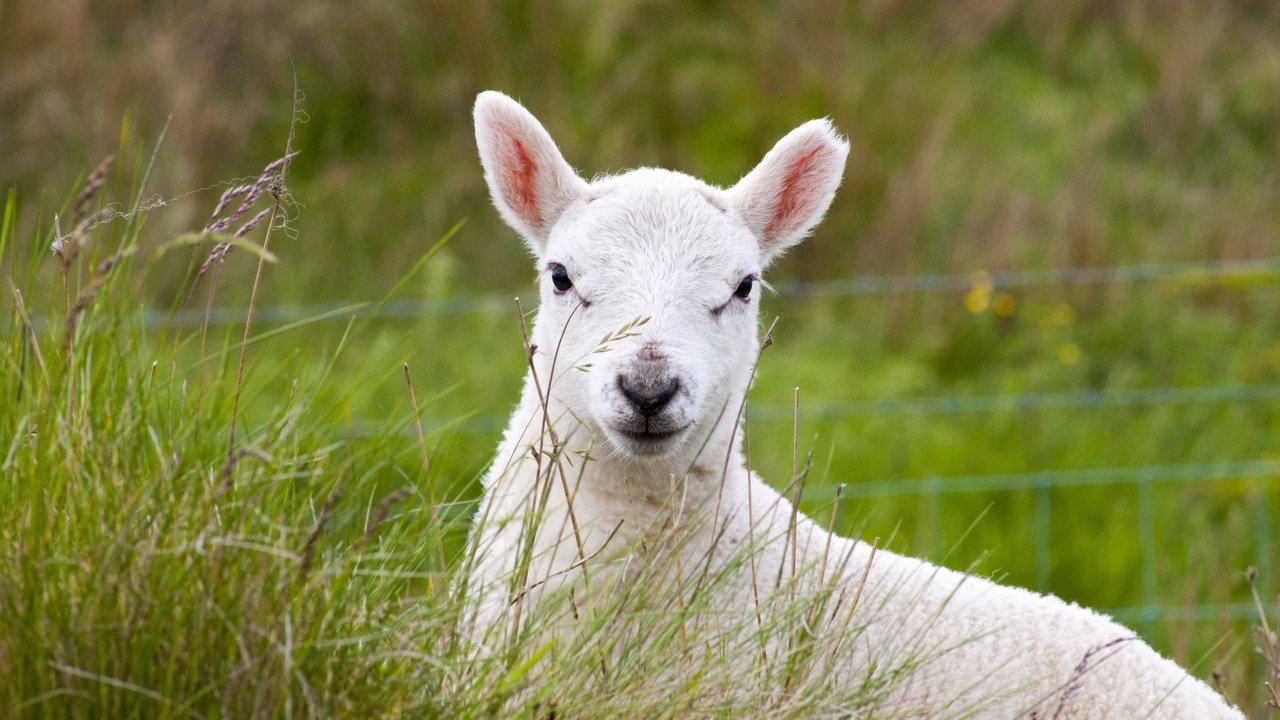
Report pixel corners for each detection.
[636,343,666,362]
[617,375,680,417]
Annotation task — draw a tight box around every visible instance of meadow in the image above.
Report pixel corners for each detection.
[3,1,1279,716]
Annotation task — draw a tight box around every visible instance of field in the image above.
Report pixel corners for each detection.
[3,1,1279,716]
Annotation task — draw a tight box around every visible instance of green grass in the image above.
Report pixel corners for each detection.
[7,3,1280,292]
[3,146,1278,715]
[0,175,970,719]
[3,1,1280,714]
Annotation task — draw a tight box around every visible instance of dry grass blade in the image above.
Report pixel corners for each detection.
[504,296,593,640]
[198,151,298,277]
[820,484,845,585]
[1246,568,1280,711]
[71,156,115,226]
[507,520,624,607]
[12,287,48,385]
[64,246,137,352]
[216,445,273,498]
[514,296,587,564]
[692,317,778,602]
[362,487,414,545]
[224,73,302,460]
[52,155,114,269]
[403,363,430,475]
[299,490,342,581]
[788,388,801,591]
[1212,670,1235,711]
[403,363,446,570]
[1050,637,1140,719]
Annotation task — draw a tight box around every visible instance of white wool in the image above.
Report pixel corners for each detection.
[464,90,1243,719]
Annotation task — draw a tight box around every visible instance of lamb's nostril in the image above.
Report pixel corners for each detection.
[617,375,680,417]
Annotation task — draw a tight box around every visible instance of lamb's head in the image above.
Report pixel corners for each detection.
[475,91,848,459]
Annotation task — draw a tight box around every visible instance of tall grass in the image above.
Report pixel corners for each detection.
[4,143,1278,717]
[0,149,939,719]
[2,155,451,716]
[4,1,1280,293]
[4,2,1280,712]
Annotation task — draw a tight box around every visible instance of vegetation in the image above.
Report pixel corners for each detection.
[2,0,1279,716]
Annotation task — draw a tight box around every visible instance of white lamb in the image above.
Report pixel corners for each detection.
[463,90,1243,719]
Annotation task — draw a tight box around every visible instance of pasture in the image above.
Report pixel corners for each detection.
[2,1,1279,716]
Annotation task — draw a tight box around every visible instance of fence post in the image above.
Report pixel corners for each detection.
[1035,478,1051,591]
[1258,476,1274,601]
[1138,468,1157,624]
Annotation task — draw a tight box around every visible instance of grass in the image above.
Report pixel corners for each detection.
[3,1,1280,714]
[2,143,455,716]
[2,129,1278,717]
[0,159,968,720]
[6,3,1280,291]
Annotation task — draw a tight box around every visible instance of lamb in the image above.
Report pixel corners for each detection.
[462,90,1243,718]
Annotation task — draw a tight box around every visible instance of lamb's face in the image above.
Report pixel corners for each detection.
[474,91,849,460]
[538,174,764,456]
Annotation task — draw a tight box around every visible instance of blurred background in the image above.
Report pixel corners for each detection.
[3,0,1279,707]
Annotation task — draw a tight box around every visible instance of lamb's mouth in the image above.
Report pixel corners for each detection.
[610,424,691,455]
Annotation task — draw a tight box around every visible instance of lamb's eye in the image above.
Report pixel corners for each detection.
[550,263,573,293]
[733,275,754,300]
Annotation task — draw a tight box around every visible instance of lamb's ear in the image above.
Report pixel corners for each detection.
[726,119,849,263]
[474,91,588,253]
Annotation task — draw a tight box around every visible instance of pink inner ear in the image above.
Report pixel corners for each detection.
[499,129,543,230]
[765,147,823,239]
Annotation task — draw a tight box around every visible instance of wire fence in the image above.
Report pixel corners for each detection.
[115,254,1280,329]
[798,459,1278,625]
[385,397,1280,628]
[381,381,1280,437]
[23,254,1279,626]
[278,255,1274,627]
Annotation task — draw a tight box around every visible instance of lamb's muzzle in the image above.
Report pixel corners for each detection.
[617,371,678,417]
